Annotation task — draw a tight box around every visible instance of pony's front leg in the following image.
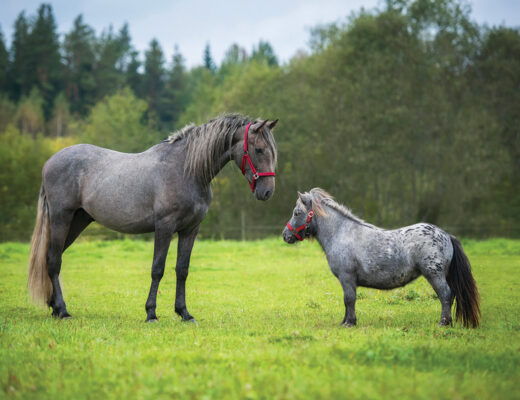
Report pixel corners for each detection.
[339,277,357,327]
[174,226,199,322]
[145,221,175,322]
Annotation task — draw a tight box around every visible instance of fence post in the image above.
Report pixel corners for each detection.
[241,209,246,241]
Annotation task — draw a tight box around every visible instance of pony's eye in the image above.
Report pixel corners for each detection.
[255,148,263,154]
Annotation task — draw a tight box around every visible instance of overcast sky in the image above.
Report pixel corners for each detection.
[1,0,519,68]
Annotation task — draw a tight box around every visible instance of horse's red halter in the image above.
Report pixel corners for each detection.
[286,210,314,241]
[241,122,276,192]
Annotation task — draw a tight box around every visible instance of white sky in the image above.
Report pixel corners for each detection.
[1,0,519,68]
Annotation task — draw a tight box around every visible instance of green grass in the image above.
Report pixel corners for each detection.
[1,238,519,399]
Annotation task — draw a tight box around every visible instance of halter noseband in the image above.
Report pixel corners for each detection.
[241,122,276,192]
[286,210,314,241]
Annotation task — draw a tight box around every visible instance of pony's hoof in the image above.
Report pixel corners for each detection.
[146,318,159,323]
[59,312,72,320]
[341,322,356,328]
[182,318,197,324]
[438,317,452,327]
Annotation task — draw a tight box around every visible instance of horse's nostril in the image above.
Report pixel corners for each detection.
[264,190,271,199]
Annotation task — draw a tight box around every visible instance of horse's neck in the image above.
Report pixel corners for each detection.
[315,208,359,252]
[206,127,242,184]
[168,125,241,187]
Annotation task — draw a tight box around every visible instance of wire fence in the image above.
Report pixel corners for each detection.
[78,222,519,242]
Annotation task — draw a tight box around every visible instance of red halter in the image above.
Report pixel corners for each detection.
[241,122,276,192]
[286,210,314,241]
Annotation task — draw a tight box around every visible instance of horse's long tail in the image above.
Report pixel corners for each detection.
[28,185,53,305]
[447,235,481,328]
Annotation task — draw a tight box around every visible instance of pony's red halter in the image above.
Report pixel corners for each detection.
[241,122,276,192]
[286,210,314,241]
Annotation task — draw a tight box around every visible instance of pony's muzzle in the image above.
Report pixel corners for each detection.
[282,227,296,244]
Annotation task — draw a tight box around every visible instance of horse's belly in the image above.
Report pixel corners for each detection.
[82,197,155,234]
[357,258,420,289]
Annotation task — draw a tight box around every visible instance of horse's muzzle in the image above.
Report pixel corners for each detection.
[255,187,274,201]
[282,228,297,244]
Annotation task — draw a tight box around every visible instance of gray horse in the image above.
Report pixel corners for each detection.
[28,114,278,321]
[282,188,480,328]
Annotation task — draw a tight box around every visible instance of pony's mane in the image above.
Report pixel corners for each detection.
[300,188,373,227]
[166,114,277,183]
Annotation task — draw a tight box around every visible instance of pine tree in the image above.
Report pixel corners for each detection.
[0,27,8,93]
[126,50,142,97]
[28,4,63,119]
[64,15,96,116]
[160,45,188,129]
[94,24,132,100]
[203,43,216,73]
[143,39,165,125]
[10,12,31,101]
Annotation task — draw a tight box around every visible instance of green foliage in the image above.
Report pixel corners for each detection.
[0,238,519,398]
[251,40,278,66]
[15,88,45,135]
[0,126,75,240]
[0,95,15,132]
[79,87,160,153]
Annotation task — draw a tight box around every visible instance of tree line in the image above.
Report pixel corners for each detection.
[0,0,519,241]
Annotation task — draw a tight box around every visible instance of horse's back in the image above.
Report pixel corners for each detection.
[42,144,167,231]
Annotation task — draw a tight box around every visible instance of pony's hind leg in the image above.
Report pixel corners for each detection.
[47,209,75,319]
[423,269,453,326]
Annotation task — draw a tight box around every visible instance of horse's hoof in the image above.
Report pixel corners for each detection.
[59,313,72,320]
[182,318,197,324]
[146,318,159,323]
[342,322,356,328]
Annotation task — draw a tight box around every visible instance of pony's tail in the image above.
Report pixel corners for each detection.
[28,185,53,305]
[447,235,481,328]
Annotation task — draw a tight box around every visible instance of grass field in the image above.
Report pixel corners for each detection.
[1,238,519,399]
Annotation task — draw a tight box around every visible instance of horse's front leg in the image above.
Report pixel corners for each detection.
[145,221,175,322]
[174,225,200,322]
[339,276,357,327]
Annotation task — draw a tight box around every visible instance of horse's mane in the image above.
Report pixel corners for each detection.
[301,188,374,228]
[166,114,277,183]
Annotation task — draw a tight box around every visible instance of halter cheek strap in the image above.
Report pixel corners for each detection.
[241,122,276,192]
[286,210,314,241]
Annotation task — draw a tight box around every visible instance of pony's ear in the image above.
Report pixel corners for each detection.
[298,191,311,209]
[267,119,278,131]
[251,119,268,132]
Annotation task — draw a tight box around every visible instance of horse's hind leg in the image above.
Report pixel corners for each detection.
[64,208,94,251]
[47,209,75,318]
[423,268,453,326]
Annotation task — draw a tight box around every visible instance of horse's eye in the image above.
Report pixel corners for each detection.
[255,148,263,154]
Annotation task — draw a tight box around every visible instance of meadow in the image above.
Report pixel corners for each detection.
[0,238,519,399]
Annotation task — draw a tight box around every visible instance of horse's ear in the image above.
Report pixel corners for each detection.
[251,119,267,132]
[267,119,278,131]
[298,191,311,208]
